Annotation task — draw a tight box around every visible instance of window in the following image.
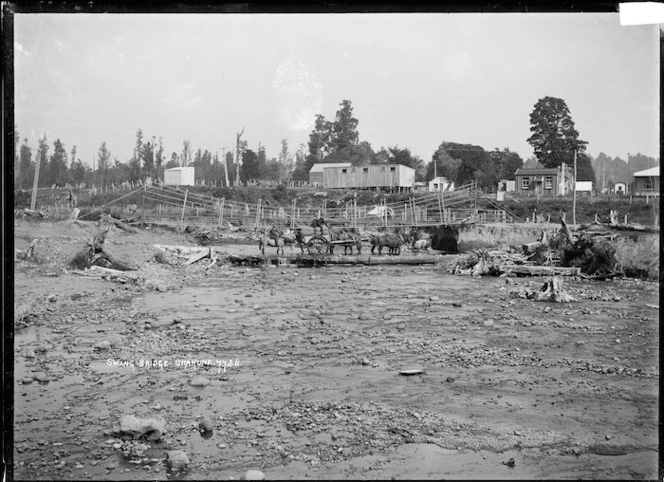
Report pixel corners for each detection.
[342,169,347,174]
[390,167,396,172]
[521,178,530,190]
[545,177,553,190]
[363,168,368,172]
[645,178,653,189]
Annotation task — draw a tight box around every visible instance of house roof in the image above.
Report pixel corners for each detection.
[165,166,194,171]
[514,167,560,176]
[309,163,352,173]
[633,166,659,177]
[429,176,451,183]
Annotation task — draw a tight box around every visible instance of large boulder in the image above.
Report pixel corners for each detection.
[119,415,166,441]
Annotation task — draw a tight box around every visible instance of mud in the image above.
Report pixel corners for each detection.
[11,219,659,480]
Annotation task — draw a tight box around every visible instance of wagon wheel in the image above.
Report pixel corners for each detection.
[308,235,328,254]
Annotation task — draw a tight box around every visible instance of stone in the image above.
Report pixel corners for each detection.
[240,469,266,480]
[167,450,189,471]
[119,415,166,441]
[33,372,50,382]
[483,319,494,327]
[361,357,370,366]
[94,340,112,350]
[198,418,214,433]
[189,375,210,387]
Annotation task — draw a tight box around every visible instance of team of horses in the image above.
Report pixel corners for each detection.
[258,219,432,256]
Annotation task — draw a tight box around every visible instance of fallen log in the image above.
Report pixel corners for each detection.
[71,266,141,283]
[100,213,137,233]
[226,253,444,266]
[502,265,581,276]
[152,244,211,256]
[185,246,213,265]
[24,208,45,218]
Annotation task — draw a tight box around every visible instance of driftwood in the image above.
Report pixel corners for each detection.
[503,265,581,277]
[534,277,576,302]
[100,213,137,233]
[185,246,214,265]
[227,253,443,266]
[71,266,141,283]
[73,227,137,271]
[15,239,39,261]
[24,208,45,218]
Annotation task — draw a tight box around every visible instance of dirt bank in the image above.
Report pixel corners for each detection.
[11,218,659,480]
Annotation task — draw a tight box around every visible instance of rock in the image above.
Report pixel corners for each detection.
[24,349,35,359]
[167,450,189,471]
[119,415,166,441]
[483,319,494,327]
[361,357,371,366]
[240,469,266,480]
[94,340,112,350]
[105,461,118,470]
[33,372,50,382]
[446,377,455,383]
[189,375,210,387]
[198,418,214,433]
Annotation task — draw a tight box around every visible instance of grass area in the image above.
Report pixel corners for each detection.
[613,233,660,280]
[457,223,553,253]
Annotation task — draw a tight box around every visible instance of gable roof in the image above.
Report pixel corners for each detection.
[514,167,561,176]
[309,163,352,174]
[633,166,659,177]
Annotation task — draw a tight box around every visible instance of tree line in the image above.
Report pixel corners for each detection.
[13,96,658,191]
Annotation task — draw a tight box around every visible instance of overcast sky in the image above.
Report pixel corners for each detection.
[14,13,659,168]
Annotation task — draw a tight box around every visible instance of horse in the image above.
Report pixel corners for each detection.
[370,232,405,255]
[313,219,362,255]
[258,227,295,255]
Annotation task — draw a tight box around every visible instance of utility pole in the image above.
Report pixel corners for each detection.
[30,152,41,210]
[235,127,245,187]
[572,149,578,226]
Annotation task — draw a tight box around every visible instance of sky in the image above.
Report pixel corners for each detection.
[14,12,660,169]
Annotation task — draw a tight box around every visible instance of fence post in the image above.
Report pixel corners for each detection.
[219,198,225,227]
[255,198,262,231]
[180,189,189,228]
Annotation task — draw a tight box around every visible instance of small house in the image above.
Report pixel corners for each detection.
[308,163,352,187]
[164,166,195,186]
[322,164,415,190]
[429,176,455,192]
[632,166,659,197]
[614,181,628,195]
[514,163,573,196]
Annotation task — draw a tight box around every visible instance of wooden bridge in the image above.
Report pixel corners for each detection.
[139,180,525,229]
